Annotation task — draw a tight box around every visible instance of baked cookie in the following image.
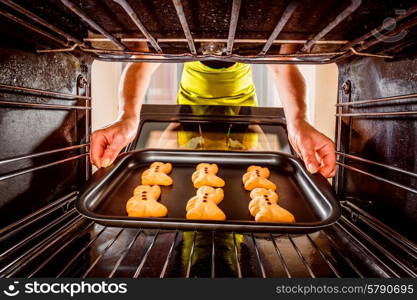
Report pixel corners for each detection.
[126,193,168,218]
[186,186,224,212]
[196,163,219,174]
[255,202,295,223]
[248,188,279,216]
[242,165,276,191]
[133,185,161,199]
[141,162,173,186]
[191,163,225,188]
[247,166,270,178]
[186,197,226,221]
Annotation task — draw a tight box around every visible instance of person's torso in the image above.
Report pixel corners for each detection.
[177,61,257,106]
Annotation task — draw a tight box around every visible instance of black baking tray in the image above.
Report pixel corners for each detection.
[77,149,340,233]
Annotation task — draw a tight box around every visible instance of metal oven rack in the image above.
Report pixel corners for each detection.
[0,80,91,226]
[1,193,416,278]
[0,83,90,180]
[2,0,417,62]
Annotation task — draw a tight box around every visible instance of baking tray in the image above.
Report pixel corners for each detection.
[77,149,340,233]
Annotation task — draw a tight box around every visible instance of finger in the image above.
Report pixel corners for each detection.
[289,139,301,157]
[100,134,126,167]
[299,143,321,174]
[89,132,108,168]
[317,142,336,178]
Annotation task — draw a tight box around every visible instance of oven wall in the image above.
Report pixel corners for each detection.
[336,55,417,242]
[0,48,91,227]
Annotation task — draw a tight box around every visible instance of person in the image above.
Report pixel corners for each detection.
[90,45,336,178]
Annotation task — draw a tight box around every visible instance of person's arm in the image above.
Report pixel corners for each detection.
[267,45,336,178]
[90,62,160,168]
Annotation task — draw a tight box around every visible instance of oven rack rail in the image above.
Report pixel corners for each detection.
[0,191,416,278]
[334,87,417,195]
[1,0,417,63]
[0,82,91,183]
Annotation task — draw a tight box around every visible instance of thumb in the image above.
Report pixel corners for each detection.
[300,144,320,174]
[100,135,126,168]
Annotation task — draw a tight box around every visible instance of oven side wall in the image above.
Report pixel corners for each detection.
[0,48,92,227]
[336,55,417,242]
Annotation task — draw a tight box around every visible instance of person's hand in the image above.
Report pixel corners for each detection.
[287,120,336,178]
[90,117,139,168]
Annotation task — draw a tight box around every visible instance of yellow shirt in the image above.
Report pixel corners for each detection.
[177,61,257,106]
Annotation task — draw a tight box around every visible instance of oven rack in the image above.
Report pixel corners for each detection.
[0,82,91,186]
[1,0,417,63]
[0,192,416,278]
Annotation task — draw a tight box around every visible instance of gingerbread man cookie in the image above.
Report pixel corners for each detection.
[255,202,295,223]
[133,185,161,199]
[248,188,279,216]
[242,165,276,191]
[186,185,226,220]
[186,186,224,212]
[141,162,173,186]
[191,163,225,188]
[126,185,168,217]
[186,197,226,220]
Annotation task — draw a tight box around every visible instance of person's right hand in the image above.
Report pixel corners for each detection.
[90,117,139,168]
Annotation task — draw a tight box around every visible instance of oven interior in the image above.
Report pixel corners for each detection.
[0,0,416,278]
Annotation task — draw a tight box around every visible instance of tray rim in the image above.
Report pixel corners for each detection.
[76,148,341,232]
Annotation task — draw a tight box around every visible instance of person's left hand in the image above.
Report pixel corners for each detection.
[287,120,336,178]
